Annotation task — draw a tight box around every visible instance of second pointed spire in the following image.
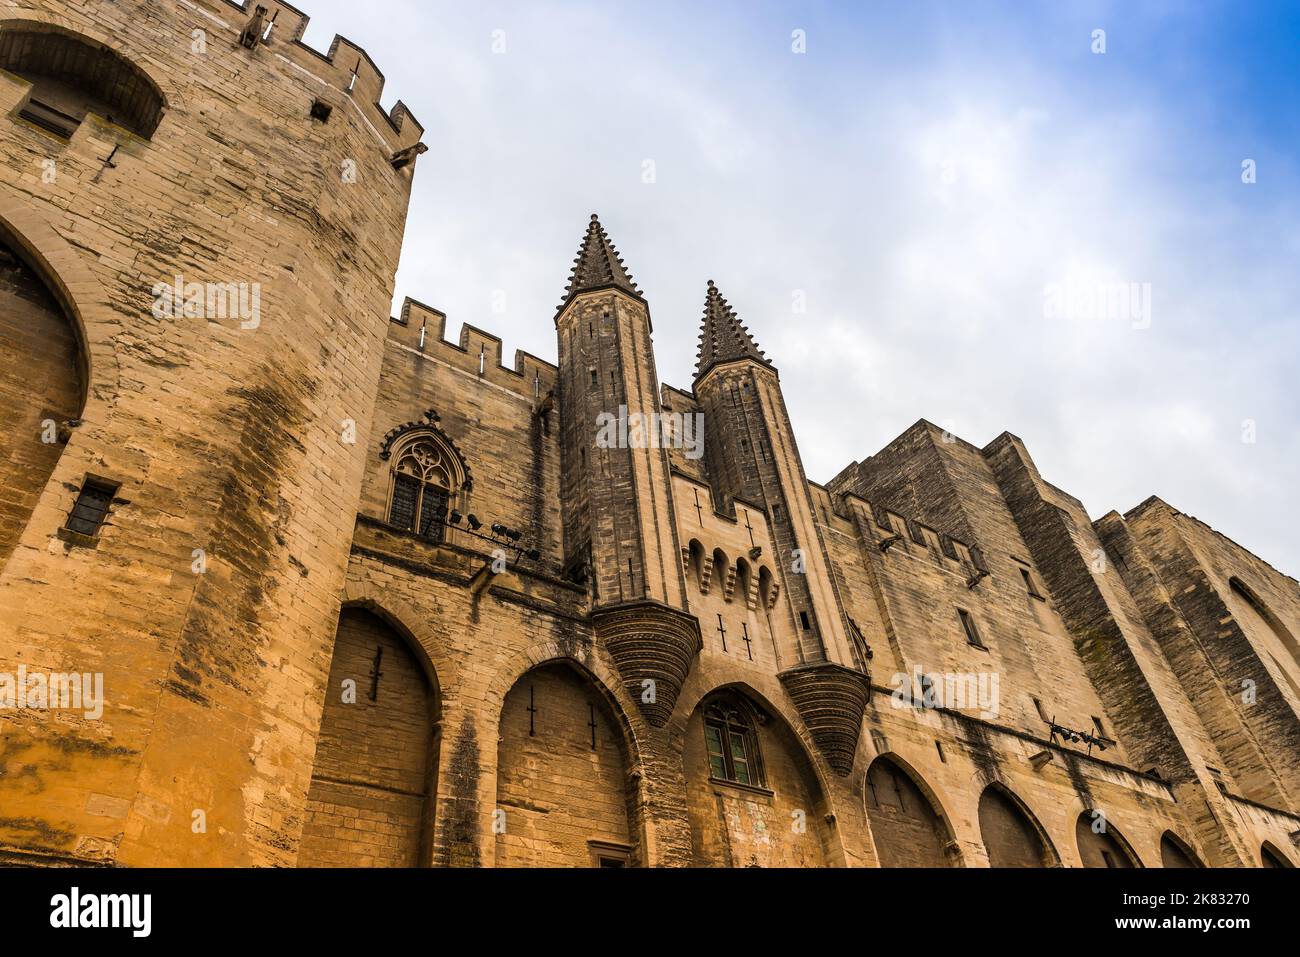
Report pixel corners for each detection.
[695,279,772,380]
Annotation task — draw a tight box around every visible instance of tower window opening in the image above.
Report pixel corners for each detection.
[65,477,118,537]
[958,609,985,648]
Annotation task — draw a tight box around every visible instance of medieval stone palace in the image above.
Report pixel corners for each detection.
[1,0,1298,868]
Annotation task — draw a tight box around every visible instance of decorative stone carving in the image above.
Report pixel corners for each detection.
[779,662,872,776]
[592,600,702,727]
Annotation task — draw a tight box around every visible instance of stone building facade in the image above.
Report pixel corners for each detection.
[1,0,1298,869]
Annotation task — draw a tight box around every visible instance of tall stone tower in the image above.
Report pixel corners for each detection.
[0,1,424,866]
[693,281,870,774]
[554,215,699,727]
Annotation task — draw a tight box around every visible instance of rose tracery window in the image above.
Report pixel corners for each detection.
[703,695,765,787]
[387,437,461,541]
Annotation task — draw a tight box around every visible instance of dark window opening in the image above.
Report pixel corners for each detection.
[799,610,810,631]
[1020,567,1043,599]
[19,97,79,138]
[958,609,985,648]
[65,477,117,537]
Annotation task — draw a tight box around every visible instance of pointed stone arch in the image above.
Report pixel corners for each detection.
[299,605,440,867]
[494,657,639,867]
[682,680,831,867]
[0,228,82,570]
[1227,576,1300,702]
[1075,810,1142,867]
[864,754,962,867]
[978,783,1060,867]
[1159,830,1204,868]
[1261,841,1295,868]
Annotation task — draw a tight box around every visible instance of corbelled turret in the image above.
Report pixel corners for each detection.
[691,279,869,774]
[554,214,698,728]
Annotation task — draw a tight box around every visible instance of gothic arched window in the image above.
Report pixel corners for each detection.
[387,435,463,541]
[703,694,764,787]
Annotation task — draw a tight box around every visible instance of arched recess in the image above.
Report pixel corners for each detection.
[299,606,440,867]
[1159,831,1203,868]
[865,755,961,867]
[0,20,166,138]
[495,660,637,867]
[687,538,704,585]
[0,230,82,570]
[978,784,1060,868]
[735,556,753,606]
[1075,811,1142,868]
[684,683,830,867]
[1261,841,1295,868]
[1227,577,1300,703]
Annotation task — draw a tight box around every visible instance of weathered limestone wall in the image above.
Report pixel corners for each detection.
[0,0,422,866]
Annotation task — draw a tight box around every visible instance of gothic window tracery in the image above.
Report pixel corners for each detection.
[386,433,464,541]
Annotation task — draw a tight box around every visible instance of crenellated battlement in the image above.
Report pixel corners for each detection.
[189,0,423,149]
[388,297,558,399]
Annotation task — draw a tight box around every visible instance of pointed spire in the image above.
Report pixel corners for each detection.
[695,279,772,380]
[558,213,641,312]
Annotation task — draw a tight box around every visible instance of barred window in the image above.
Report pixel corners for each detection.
[66,478,117,537]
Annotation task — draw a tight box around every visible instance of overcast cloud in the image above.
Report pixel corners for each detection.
[300,1,1299,577]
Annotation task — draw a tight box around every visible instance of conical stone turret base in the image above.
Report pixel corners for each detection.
[592,601,702,728]
[779,662,872,776]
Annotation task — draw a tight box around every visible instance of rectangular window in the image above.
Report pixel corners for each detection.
[389,474,419,531]
[704,724,728,779]
[728,731,752,785]
[799,610,810,631]
[417,485,448,541]
[1091,716,1107,737]
[1021,567,1044,599]
[65,478,117,537]
[958,608,985,648]
[19,98,80,139]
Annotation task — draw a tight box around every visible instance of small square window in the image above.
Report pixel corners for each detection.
[958,608,985,648]
[65,477,118,537]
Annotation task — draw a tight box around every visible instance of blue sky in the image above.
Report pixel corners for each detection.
[302,1,1299,576]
